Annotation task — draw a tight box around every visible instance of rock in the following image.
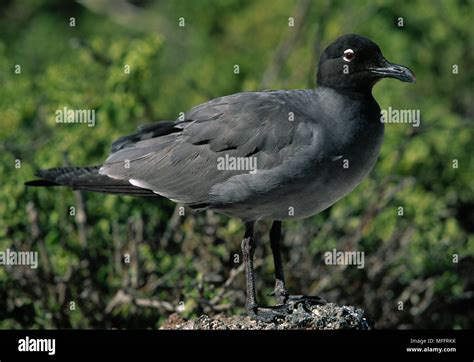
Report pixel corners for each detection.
[160,303,374,330]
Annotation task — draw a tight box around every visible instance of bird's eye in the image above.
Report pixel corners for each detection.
[343,49,355,62]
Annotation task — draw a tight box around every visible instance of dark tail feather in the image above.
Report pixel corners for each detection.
[25,179,61,187]
[25,165,157,197]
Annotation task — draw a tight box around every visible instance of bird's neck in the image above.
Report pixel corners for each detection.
[315,86,381,127]
[318,86,376,103]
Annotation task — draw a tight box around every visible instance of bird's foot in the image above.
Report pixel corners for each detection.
[247,295,327,323]
[283,294,327,307]
[247,304,291,323]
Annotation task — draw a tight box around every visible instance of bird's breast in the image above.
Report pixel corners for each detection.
[210,91,385,221]
[272,118,384,220]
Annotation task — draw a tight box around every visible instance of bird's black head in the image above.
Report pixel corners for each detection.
[316,34,416,93]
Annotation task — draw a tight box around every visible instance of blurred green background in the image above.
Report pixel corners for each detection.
[0,0,473,329]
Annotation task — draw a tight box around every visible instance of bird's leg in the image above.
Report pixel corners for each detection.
[269,220,326,309]
[242,221,289,322]
[269,220,289,304]
[241,221,257,311]
[241,221,324,322]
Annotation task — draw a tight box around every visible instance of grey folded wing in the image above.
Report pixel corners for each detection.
[99,90,322,207]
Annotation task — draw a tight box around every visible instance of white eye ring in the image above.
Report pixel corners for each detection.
[343,48,355,62]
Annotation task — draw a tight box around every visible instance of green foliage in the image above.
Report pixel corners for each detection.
[0,0,472,329]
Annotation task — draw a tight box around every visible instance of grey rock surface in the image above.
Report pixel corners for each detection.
[160,303,374,330]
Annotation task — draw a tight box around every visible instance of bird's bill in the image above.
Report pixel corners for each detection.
[370,59,416,83]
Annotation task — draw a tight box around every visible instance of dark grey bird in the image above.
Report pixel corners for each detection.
[26,34,415,321]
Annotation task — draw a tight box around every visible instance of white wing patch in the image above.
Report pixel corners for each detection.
[102,171,123,180]
[129,178,155,190]
[129,178,181,202]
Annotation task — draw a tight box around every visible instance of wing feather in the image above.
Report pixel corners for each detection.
[99,90,321,205]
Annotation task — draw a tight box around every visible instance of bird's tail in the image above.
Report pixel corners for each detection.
[25,165,156,197]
